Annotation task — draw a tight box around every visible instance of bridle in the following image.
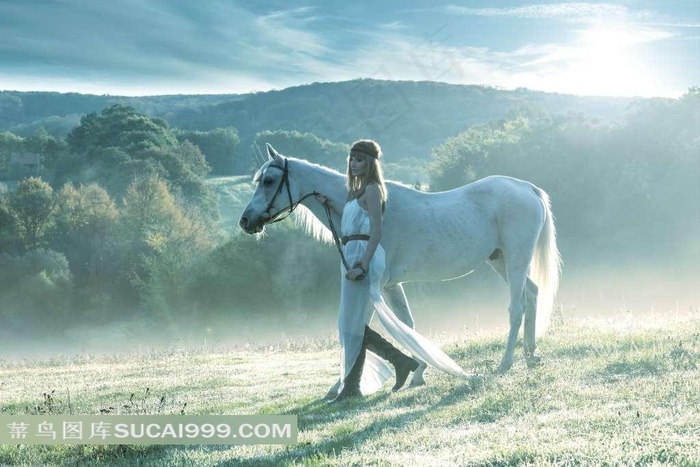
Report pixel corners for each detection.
[262,157,318,224]
[261,157,364,280]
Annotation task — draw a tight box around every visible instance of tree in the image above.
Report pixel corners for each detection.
[0,249,73,334]
[0,94,23,128]
[187,222,338,322]
[428,117,530,190]
[23,127,68,171]
[8,177,55,251]
[0,183,18,253]
[50,183,118,303]
[0,131,23,174]
[67,104,178,155]
[178,127,239,175]
[60,104,213,211]
[119,176,213,322]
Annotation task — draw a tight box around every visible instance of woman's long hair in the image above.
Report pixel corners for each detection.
[346,139,387,207]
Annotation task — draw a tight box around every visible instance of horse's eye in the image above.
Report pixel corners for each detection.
[263,178,273,186]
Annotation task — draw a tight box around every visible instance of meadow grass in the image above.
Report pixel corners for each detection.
[1,308,699,466]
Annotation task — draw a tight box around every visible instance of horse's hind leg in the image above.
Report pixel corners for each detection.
[490,248,533,374]
[490,253,541,372]
[488,253,519,373]
[384,284,426,387]
[523,279,540,367]
[498,270,527,373]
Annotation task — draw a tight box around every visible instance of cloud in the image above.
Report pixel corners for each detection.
[0,1,341,94]
[328,16,680,97]
[442,3,629,22]
[0,1,245,75]
[406,2,684,96]
[254,7,329,58]
[0,1,691,97]
[441,2,699,30]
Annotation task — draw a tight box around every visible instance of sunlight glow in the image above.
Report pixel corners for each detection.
[540,24,674,96]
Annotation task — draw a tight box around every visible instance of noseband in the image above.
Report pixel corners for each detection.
[263,158,318,224]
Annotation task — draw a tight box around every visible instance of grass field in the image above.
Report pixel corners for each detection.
[1,308,699,466]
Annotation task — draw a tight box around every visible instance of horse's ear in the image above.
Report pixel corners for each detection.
[266,144,283,163]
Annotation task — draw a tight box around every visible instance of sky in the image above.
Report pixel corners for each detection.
[0,1,697,97]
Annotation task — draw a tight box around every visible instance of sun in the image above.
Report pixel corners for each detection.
[522,24,673,97]
[564,26,655,96]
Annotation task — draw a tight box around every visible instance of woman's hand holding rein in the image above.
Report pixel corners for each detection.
[315,193,341,215]
[346,263,367,281]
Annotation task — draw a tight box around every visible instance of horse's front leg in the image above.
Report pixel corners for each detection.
[384,283,415,327]
[384,284,426,387]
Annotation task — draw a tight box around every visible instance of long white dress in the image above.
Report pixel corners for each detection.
[337,199,470,395]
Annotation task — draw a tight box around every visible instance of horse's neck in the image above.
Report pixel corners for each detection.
[295,162,346,207]
[292,161,346,239]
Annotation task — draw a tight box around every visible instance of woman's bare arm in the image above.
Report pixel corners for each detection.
[359,183,382,273]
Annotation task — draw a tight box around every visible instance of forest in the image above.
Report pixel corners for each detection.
[0,81,697,342]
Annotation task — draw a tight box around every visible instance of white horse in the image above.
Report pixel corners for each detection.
[239,144,561,383]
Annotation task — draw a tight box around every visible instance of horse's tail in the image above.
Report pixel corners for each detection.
[531,187,562,337]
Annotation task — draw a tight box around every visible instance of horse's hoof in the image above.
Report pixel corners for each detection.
[408,362,427,388]
[526,354,542,368]
[496,363,512,375]
[408,379,426,388]
[468,374,485,387]
[525,348,542,368]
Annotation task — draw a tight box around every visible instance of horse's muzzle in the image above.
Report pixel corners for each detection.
[239,211,269,234]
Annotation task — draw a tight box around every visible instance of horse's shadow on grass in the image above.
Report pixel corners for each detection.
[233,381,482,465]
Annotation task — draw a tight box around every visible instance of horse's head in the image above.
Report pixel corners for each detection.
[239,144,300,234]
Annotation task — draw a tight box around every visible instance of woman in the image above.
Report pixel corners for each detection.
[318,140,470,402]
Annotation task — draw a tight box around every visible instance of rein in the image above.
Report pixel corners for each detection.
[322,201,350,270]
[322,201,366,281]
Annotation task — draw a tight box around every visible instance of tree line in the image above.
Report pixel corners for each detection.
[2,80,635,175]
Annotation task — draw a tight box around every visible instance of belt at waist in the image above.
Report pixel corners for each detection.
[341,234,370,245]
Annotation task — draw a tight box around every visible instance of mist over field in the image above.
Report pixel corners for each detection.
[1,268,697,360]
[0,223,697,359]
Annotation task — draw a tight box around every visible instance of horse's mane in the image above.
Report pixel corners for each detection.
[278,156,417,245]
[294,204,334,244]
[288,159,341,245]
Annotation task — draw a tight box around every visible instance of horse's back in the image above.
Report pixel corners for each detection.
[455,175,540,199]
[451,176,547,247]
[388,175,543,223]
[381,176,546,284]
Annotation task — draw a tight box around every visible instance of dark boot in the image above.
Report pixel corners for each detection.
[365,326,419,392]
[332,334,367,402]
